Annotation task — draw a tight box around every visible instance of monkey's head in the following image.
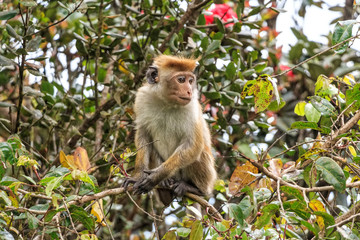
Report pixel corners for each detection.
[146,55,197,106]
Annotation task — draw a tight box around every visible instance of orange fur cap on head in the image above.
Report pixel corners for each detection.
[153,55,197,73]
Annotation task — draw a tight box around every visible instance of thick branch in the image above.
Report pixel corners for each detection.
[324,109,360,148]
[332,201,360,227]
[11,185,222,221]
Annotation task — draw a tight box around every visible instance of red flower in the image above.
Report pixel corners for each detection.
[279,65,295,78]
[204,4,238,26]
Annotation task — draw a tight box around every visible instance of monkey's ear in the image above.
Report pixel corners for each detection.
[146,66,159,84]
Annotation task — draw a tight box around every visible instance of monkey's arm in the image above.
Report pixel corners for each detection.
[133,123,204,195]
[121,127,152,189]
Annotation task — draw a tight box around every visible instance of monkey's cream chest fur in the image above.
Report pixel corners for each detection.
[134,85,200,161]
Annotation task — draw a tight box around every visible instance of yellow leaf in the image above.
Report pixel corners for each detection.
[73,147,91,172]
[91,199,106,227]
[229,161,258,195]
[60,147,91,172]
[59,150,76,170]
[118,59,130,75]
[311,133,323,149]
[294,101,306,116]
[348,145,357,157]
[17,156,39,169]
[309,199,325,230]
[343,74,355,85]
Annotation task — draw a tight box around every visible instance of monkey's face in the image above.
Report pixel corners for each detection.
[166,72,196,106]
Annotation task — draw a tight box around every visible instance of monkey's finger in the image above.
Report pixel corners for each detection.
[143,169,155,175]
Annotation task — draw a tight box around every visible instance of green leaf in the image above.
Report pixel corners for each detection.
[203,91,221,100]
[176,227,191,238]
[254,62,267,73]
[6,24,21,41]
[162,230,176,240]
[332,20,356,54]
[315,157,346,192]
[197,14,206,25]
[291,121,321,131]
[225,62,236,80]
[40,81,54,95]
[20,0,37,7]
[228,203,244,225]
[300,220,319,234]
[0,10,18,20]
[0,142,16,164]
[304,103,321,123]
[205,40,221,56]
[27,69,45,77]
[26,212,39,229]
[228,37,243,46]
[215,17,225,33]
[26,36,42,52]
[69,205,95,231]
[310,96,336,117]
[77,171,95,189]
[267,99,285,111]
[346,83,360,111]
[313,211,335,226]
[255,204,279,228]
[45,176,64,196]
[0,55,15,67]
[189,220,203,240]
[280,186,305,204]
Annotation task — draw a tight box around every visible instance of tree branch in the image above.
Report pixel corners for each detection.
[272,33,360,78]
[24,0,85,38]
[158,0,212,52]
[324,109,360,148]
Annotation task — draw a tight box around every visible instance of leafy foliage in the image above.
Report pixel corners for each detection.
[0,0,360,239]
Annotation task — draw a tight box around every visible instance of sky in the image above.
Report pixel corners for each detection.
[276,0,354,52]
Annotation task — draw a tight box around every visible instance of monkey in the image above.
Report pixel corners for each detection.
[122,55,217,204]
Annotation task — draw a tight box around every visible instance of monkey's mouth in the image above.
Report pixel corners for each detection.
[179,97,191,101]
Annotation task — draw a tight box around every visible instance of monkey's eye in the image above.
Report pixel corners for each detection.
[177,76,186,83]
[189,78,194,84]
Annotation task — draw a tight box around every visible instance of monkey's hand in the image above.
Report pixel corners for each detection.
[133,170,159,195]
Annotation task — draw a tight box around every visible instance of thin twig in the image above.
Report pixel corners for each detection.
[55,214,65,240]
[125,191,163,221]
[329,213,360,229]
[63,199,80,238]
[150,193,161,240]
[24,0,85,38]
[331,101,356,130]
[272,33,360,78]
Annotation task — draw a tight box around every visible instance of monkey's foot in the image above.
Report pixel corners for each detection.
[172,181,203,197]
[133,170,158,195]
[121,177,136,190]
